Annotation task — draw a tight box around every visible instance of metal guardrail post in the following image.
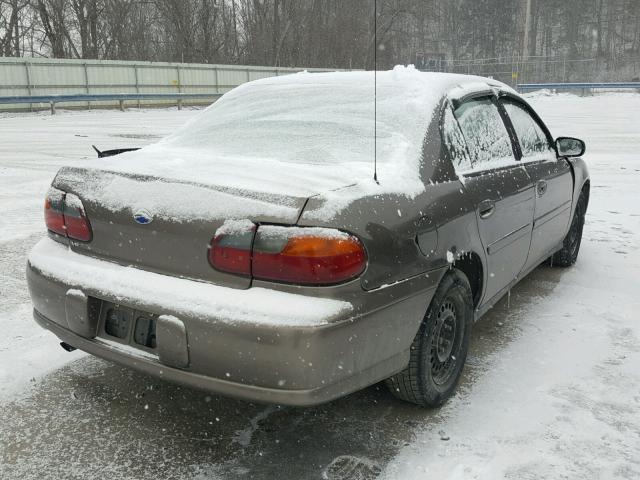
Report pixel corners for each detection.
[83,62,90,109]
[119,99,124,112]
[50,101,56,115]
[134,64,140,109]
[176,64,182,109]
[24,60,33,112]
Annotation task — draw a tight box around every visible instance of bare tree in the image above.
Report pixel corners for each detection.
[1,0,638,82]
[0,0,31,56]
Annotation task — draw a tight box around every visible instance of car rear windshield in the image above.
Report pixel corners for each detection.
[164,80,411,167]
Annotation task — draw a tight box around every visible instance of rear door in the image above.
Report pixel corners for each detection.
[499,97,573,271]
[448,96,535,303]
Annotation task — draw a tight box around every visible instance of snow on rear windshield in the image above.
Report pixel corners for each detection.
[166,82,386,165]
[162,68,453,181]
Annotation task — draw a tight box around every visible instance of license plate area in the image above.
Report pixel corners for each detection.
[104,307,132,339]
[99,300,158,352]
[133,314,157,348]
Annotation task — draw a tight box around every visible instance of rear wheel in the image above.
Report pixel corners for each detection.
[384,270,473,407]
[551,192,587,267]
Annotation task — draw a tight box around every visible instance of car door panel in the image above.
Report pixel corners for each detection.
[462,167,534,303]
[498,97,575,270]
[448,96,535,305]
[523,160,573,268]
[487,221,532,256]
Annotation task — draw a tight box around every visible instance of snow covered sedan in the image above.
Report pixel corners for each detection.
[26,67,589,407]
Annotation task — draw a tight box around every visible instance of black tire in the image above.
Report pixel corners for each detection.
[384,270,473,407]
[551,192,587,267]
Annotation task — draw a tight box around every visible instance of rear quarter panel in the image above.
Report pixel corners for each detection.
[295,103,487,328]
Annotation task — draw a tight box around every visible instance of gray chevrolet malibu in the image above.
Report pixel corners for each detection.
[27,68,589,407]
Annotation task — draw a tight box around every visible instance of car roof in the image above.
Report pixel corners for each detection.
[240,66,516,102]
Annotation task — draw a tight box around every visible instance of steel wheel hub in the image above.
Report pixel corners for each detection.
[430,299,461,385]
[435,306,456,362]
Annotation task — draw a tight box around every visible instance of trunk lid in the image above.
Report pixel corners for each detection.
[53,165,309,289]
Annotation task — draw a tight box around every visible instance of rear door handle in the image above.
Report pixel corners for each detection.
[537,180,548,196]
[478,200,495,219]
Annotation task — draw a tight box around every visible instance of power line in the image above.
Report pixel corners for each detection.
[373,0,378,184]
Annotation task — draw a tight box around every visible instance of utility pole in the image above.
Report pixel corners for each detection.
[521,0,532,84]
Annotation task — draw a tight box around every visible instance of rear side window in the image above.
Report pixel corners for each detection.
[443,106,473,173]
[453,97,515,172]
[502,99,555,161]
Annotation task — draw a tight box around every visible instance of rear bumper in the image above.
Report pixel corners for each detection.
[32,309,409,406]
[27,237,439,406]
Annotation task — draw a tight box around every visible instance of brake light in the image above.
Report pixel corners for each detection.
[63,193,92,241]
[209,220,255,276]
[44,187,92,242]
[209,223,367,285]
[44,188,65,236]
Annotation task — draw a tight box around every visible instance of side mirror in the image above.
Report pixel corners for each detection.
[556,137,586,157]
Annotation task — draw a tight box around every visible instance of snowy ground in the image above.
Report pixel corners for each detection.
[0,94,639,479]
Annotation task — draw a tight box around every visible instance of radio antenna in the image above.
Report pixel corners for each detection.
[373,0,379,184]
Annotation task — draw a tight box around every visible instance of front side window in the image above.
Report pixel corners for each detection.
[453,97,515,172]
[502,99,555,162]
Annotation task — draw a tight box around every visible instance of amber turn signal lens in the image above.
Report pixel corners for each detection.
[280,236,364,257]
[210,224,368,285]
[252,227,367,285]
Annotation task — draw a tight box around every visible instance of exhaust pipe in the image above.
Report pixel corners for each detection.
[60,342,77,352]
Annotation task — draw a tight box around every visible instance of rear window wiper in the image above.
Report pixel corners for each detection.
[92,145,140,158]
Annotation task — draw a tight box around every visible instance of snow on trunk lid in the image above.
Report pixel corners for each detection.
[52,166,306,289]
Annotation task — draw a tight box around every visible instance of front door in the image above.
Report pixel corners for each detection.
[499,97,574,271]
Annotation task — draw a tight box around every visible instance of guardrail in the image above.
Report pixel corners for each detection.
[518,82,640,93]
[1,57,352,113]
[0,92,222,114]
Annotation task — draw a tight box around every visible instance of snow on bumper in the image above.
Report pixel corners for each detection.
[27,237,351,328]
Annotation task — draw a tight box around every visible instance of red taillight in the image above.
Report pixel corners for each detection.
[210,223,367,285]
[44,188,92,242]
[63,193,92,241]
[44,188,65,236]
[209,220,255,276]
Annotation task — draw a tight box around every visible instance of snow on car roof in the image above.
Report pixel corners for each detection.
[91,66,507,220]
[235,66,504,90]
